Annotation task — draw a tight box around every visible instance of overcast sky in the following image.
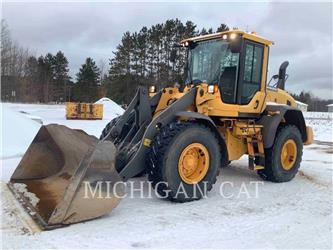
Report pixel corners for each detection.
[3,1,332,98]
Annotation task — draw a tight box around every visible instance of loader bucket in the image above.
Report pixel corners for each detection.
[8,124,124,230]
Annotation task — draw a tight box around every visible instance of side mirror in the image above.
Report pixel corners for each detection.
[170,49,177,63]
[277,61,289,90]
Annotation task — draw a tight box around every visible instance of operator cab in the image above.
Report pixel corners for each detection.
[182,30,273,105]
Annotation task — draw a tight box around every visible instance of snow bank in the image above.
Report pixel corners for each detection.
[303,112,333,142]
[1,105,41,159]
[303,111,333,120]
[95,97,124,120]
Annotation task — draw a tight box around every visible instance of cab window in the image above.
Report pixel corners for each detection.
[240,43,263,104]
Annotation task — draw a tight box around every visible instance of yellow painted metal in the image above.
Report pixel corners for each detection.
[280,139,297,170]
[66,102,103,120]
[224,129,248,161]
[217,120,264,162]
[178,143,210,184]
[154,34,294,119]
[196,84,239,117]
[304,126,314,145]
[196,86,297,118]
[143,138,152,147]
[181,30,274,46]
[233,121,263,137]
[153,87,184,117]
[150,28,308,169]
[195,84,268,118]
[266,88,297,107]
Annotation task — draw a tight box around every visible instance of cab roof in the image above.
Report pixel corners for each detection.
[181,30,274,46]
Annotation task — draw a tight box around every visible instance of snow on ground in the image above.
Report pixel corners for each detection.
[304,112,333,142]
[0,104,332,249]
[0,106,41,159]
[2,100,123,139]
[303,111,333,120]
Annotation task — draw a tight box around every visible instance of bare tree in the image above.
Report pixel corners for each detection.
[98,59,108,85]
[1,19,12,76]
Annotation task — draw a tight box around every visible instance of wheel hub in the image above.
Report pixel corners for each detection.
[280,139,297,170]
[178,143,210,184]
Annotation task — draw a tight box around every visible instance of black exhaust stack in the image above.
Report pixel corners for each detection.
[277,61,289,90]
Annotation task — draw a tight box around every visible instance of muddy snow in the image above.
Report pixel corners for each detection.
[1,103,332,249]
[11,183,40,207]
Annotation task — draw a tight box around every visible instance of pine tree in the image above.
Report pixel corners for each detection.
[216,24,229,32]
[52,51,70,102]
[106,19,228,104]
[44,53,55,102]
[74,57,100,102]
[24,56,41,102]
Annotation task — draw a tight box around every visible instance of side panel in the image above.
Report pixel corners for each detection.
[266,88,297,107]
[196,84,266,117]
[224,129,248,160]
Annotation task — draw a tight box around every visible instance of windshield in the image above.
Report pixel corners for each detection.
[185,39,240,85]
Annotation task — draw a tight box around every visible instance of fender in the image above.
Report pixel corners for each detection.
[258,104,307,148]
[175,111,215,124]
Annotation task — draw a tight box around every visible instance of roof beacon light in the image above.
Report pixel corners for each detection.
[230,33,237,40]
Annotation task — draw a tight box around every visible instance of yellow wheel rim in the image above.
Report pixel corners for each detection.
[178,143,210,184]
[280,139,297,170]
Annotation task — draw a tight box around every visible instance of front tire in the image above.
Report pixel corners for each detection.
[99,116,120,140]
[147,121,221,202]
[258,125,303,182]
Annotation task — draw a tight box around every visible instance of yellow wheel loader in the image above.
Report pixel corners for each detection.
[8,30,313,230]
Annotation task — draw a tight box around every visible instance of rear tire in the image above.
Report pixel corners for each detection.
[147,121,221,202]
[258,125,303,182]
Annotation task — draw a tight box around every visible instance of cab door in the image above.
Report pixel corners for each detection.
[237,39,267,116]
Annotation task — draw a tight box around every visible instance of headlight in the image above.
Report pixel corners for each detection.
[208,85,219,94]
[222,34,228,40]
[149,85,156,93]
[208,85,215,94]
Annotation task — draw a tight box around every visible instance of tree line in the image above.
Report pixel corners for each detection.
[107,20,229,103]
[1,20,102,103]
[1,19,331,111]
[1,19,229,104]
[291,91,333,112]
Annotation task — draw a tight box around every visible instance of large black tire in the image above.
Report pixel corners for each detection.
[147,121,221,202]
[100,115,145,177]
[100,112,135,141]
[258,125,303,182]
[99,116,121,140]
